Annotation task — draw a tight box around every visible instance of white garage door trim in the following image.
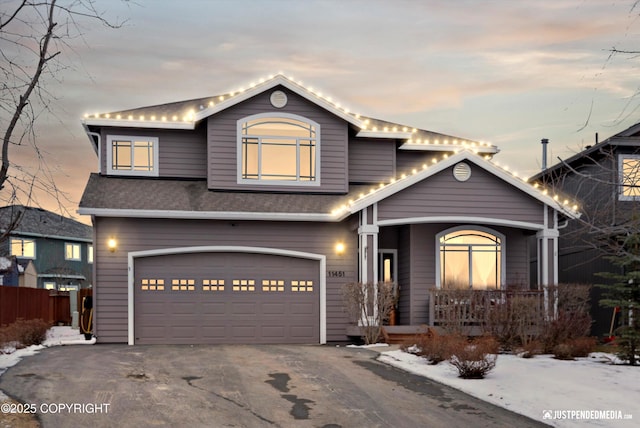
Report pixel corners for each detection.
[127,246,326,345]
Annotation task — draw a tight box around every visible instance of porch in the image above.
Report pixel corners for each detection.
[378,289,549,342]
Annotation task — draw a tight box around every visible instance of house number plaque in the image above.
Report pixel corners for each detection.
[328,270,345,278]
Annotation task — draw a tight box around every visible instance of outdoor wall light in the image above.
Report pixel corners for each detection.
[107,238,117,252]
[335,242,345,255]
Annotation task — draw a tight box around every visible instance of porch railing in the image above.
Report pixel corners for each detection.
[428,289,547,328]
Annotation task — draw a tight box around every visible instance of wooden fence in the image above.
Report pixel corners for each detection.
[0,287,71,326]
[428,289,547,328]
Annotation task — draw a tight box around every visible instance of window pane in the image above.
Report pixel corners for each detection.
[261,139,297,180]
[245,118,313,138]
[133,141,153,171]
[622,158,640,197]
[10,239,21,256]
[299,143,315,181]
[22,240,35,257]
[242,139,259,179]
[113,141,132,170]
[471,249,499,289]
[88,245,94,263]
[441,248,469,289]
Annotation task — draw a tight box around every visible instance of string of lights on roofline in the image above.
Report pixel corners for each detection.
[81,72,577,215]
[82,72,494,149]
[329,149,580,217]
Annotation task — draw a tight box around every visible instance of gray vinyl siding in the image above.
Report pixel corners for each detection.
[207,86,348,193]
[396,151,433,176]
[93,217,357,343]
[348,138,395,183]
[397,226,411,325]
[99,126,207,179]
[377,164,545,225]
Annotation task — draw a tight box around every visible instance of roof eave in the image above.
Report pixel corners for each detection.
[78,207,338,222]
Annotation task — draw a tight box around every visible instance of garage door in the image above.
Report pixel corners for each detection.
[134,251,320,345]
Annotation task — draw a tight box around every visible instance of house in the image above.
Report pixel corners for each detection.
[78,74,579,345]
[0,205,93,290]
[531,123,640,337]
[0,256,37,287]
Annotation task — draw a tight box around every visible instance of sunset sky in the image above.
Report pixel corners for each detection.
[4,0,640,223]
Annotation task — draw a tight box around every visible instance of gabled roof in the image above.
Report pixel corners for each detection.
[79,150,579,221]
[531,121,640,181]
[82,73,498,155]
[0,205,92,241]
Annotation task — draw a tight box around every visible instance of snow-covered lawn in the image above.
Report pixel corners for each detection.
[379,349,639,427]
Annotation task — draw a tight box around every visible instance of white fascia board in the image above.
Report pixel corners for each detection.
[399,143,500,154]
[78,207,336,222]
[194,75,366,129]
[82,118,195,130]
[355,131,413,139]
[377,216,546,231]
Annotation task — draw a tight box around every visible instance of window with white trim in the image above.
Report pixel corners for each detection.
[107,135,158,176]
[437,227,504,290]
[65,243,81,261]
[238,114,319,184]
[10,238,35,259]
[619,154,640,200]
[88,244,94,264]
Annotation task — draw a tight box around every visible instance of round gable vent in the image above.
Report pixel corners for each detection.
[453,162,471,182]
[270,90,288,108]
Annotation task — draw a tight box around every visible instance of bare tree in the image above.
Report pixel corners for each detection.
[0,0,125,238]
[542,146,640,263]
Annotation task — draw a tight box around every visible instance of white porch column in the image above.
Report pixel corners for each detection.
[358,205,379,284]
[537,205,559,318]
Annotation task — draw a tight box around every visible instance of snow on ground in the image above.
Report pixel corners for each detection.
[0,326,94,377]
[379,349,639,427]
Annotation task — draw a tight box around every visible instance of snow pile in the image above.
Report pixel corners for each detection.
[0,326,94,376]
[379,349,639,427]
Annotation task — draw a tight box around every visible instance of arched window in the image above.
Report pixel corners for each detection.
[238,114,319,184]
[437,227,504,290]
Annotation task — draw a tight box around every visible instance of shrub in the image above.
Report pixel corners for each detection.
[0,319,50,348]
[541,284,592,353]
[342,282,398,345]
[411,333,467,365]
[483,294,545,351]
[518,340,542,358]
[449,336,499,379]
[552,337,597,360]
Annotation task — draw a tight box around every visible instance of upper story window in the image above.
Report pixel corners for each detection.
[11,238,35,259]
[88,244,94,264]
[238,113,320,185]
[65,243,81,261]
[106,135,159,176]
[619,154,640,200]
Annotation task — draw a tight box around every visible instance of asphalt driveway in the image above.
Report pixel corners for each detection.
[1,344,548,427]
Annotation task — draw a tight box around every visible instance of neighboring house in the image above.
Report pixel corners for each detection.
[0,256,19,286]
[0,205,93,290]
[531,123,640,337]
[79,74,579,345]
